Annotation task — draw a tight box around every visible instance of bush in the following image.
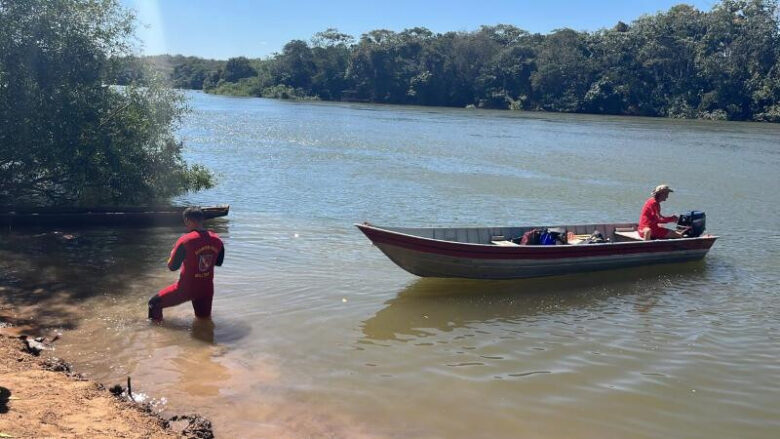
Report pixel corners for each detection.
[697,109,729,121]
[260,85,318,100]
[207,77,261,97]
[0,0,213,206]
[755,104,780,122]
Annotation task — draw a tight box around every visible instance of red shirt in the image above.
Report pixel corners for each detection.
[168,230,224,298]
[638,197,676,239]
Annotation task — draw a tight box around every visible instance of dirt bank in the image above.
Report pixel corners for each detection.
[0,256,217,439]
[0,329,214,439]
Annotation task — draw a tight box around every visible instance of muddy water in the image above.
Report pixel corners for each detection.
[3,92,780,438]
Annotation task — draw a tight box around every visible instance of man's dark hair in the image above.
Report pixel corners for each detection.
[183,206,205,223]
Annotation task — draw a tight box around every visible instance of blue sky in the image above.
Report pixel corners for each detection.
[121,0,718,59]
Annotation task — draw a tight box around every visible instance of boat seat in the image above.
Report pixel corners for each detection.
[614,230,643,241]
[491,240,520,246]
[567,234,591,245]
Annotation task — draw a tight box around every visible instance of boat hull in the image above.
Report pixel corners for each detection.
[356,223,717,279]
[0,205,229,228]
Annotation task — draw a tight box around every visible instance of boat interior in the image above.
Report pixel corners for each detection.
[378,223,651,246]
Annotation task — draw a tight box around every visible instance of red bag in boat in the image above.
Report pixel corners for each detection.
[518,229,542,245]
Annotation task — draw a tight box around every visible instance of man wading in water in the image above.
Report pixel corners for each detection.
[148,207,224,322]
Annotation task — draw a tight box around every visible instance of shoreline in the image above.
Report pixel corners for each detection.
[190,88,780,125]
[0,313,215,439]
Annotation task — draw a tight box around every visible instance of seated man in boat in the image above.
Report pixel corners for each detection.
[148,207,224,322]
[638,184,683,240]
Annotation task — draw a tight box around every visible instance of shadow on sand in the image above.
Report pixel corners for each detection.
[0,386,10,414]
[0,222,229,335]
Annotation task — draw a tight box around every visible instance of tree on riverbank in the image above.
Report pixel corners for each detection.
[121,0,780,122]
[0,0,213,207]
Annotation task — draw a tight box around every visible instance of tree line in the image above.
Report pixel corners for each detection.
[1,0,212,207]
[116,0,780,122]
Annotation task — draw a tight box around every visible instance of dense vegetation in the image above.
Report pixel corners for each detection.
[0,0,213,207]
[118,0,780,122]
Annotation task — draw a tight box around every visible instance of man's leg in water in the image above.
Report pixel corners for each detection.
[148,283,191,321]
[191,294,214,319]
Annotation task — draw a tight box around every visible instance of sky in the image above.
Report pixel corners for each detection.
[120,0,719,60]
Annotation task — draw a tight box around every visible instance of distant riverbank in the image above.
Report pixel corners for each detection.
[114,1,780,123]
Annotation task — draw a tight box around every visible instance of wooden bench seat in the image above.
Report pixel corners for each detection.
[491,240,520,246]
[614,230,643,241]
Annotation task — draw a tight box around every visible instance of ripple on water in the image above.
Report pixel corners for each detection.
[6,93,780,439]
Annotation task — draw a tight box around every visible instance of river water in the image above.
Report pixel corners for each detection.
[3,91,780,438]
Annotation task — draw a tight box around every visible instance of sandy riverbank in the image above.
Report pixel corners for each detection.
[0,312,214,439]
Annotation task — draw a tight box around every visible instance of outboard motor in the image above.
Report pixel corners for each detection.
[677,211,706,237]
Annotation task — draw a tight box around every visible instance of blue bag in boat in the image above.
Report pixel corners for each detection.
[515,227,567,245]
[539,231,556,245]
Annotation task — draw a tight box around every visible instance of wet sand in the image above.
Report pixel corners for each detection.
[0,307,213,439]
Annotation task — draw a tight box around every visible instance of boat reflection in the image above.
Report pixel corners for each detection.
[361,261,709,341]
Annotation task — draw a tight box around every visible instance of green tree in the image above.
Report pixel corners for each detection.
[631,5,707,117]
[585,25,650,115]
[696,0,780,119]
[273,40,316,89]
[347,30,405,102]
[531,28,594,112]
[223,56,257,82]
[0,0,212,206]
[309,28,354,99]
[475,26,537,109]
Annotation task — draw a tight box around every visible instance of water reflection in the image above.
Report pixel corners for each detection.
[362,262,708,342]
[155,316,252,346]
[141,318,239,399]
[191,318,216,344]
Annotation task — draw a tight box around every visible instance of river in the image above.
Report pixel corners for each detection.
[3,91,780,438]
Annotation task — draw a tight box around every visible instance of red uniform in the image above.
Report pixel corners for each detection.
[149,230,224,320]
[638,197,676,239]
